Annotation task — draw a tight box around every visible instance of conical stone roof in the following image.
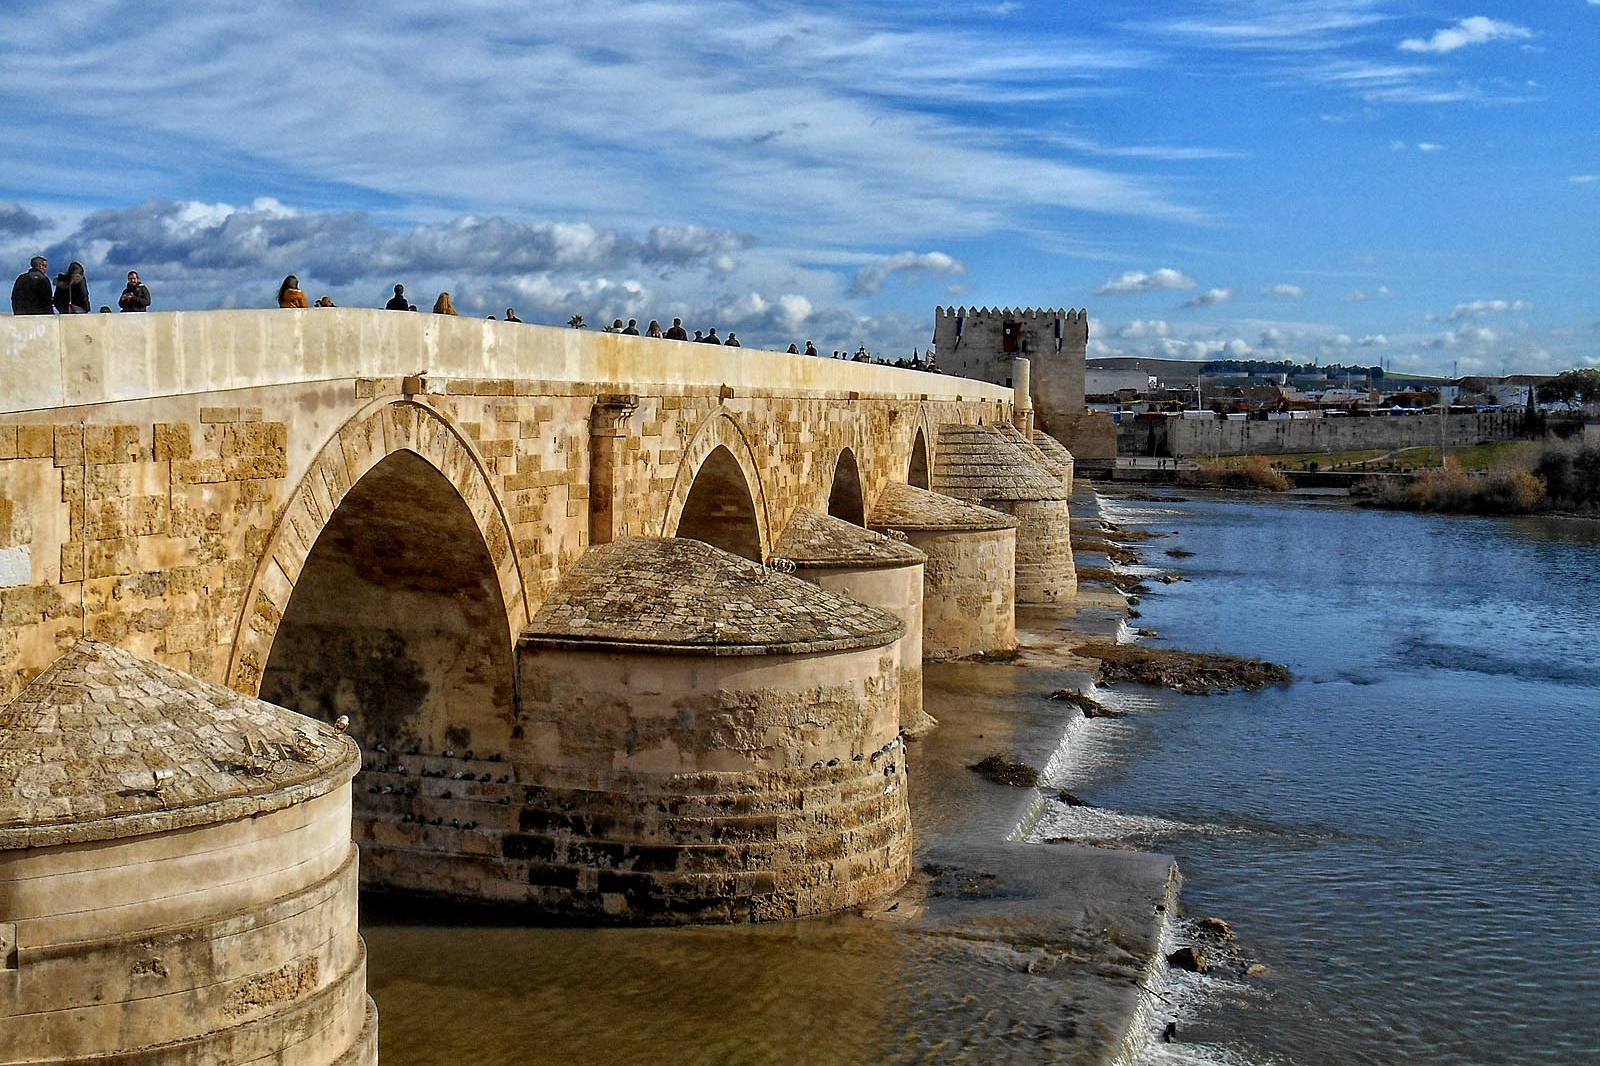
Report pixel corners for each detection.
[522,537,904,655]
[1030,429,1076,472]
[933,423,1067,503]
[773,507,926,570]
[868,482,1016,532]
[0,640,360,850]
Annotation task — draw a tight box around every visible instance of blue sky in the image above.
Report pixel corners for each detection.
[2,1,1595,375]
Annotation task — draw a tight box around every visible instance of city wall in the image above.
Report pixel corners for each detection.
[1123,410,1526,458]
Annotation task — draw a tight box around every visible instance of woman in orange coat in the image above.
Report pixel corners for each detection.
[277,275,308,308]
[432,291,457,315]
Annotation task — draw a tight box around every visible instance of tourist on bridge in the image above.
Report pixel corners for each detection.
[385,284,409,310]
[621,318,640,335]
[10,256,54,314]
[314,295,336,307]
[646,319,663,338]
[703,327,722,344]
[52,261,90,314]
[804,340,818,356]
[664,317,688,340]
[724,331,740,347]
[118,271,151,312]
[787,342,799,354]
[505,308,522,322]
[433,292,457,315]
[277,275,308,308]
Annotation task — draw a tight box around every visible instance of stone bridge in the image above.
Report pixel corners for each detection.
[2,310,1062,923]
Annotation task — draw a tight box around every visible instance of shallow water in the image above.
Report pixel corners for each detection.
[1042,492,1600,1066]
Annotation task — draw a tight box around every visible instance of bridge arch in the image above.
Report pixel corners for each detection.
[229,398,527,711]
[663,409,772,560]
[908,426,932,490]
[828,448,865,525]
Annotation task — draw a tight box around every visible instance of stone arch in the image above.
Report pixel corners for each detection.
[827,448,865,525]
[908,426,931,490]
[663,408,772,560]
[229,398,527,702]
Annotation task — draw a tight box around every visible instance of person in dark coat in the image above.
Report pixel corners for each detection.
[664,317,689,340]
[385,284,409,310]
[10,256,53,314]
[724,331,741,347]
[52,261,91,314]
[118,271,151,312]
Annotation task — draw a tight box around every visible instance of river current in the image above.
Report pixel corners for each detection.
[1036,491,1600,1066]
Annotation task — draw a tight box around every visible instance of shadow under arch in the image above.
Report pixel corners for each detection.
[662,408,771,560]
[828,447,866,525]
[908,427,931,489]
[258,449,517,757]
[674,444,763,560]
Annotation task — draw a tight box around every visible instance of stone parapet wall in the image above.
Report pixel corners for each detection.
[0,309,1006,415]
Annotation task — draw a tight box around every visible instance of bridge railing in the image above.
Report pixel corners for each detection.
[1,310,1006,414]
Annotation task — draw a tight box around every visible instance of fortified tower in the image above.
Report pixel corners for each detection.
[933,307,1113,468]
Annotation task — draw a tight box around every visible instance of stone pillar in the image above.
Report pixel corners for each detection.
[1012,357,1034,436]
[588,394,638,546]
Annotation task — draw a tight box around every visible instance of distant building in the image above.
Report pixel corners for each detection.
[932,306,1113,466]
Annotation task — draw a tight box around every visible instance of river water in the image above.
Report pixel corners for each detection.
[1033,490,1600,1066]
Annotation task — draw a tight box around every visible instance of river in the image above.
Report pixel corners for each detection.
[1035,490,1600,1066]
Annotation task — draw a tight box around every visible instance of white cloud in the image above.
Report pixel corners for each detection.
[1116,319,1173,340]
[1417,142,1444,152]
[1570,175,1599,184]
[1346,285,1393,302]
[1261,283,1306,298]
[1428,325,1498,349]
[1399,17,1532,55]
[1183,287,1234,308]
[1359,334,1388,346]
[1447,299,1533,320]
[1095,268,1197,295]
[849,251,967,296]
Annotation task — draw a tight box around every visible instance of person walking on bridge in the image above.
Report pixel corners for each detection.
[385,284,409,310]
[11,256,54,315]
[664,317,688,340]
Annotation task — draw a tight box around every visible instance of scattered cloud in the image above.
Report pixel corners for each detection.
[1418,142,1444,152]
[1261,283,1306,298]
[1570,175,1598,184]
[1096,268,1196,295]
[1447,298,1533,320]
[849,251,966,296]
[1346,285,1393,302]
[1183,287,1234,308]
[1358,334,1388,346]
[1399,17,1532,55]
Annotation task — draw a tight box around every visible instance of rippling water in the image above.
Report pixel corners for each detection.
[1038,492,1600,1066]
